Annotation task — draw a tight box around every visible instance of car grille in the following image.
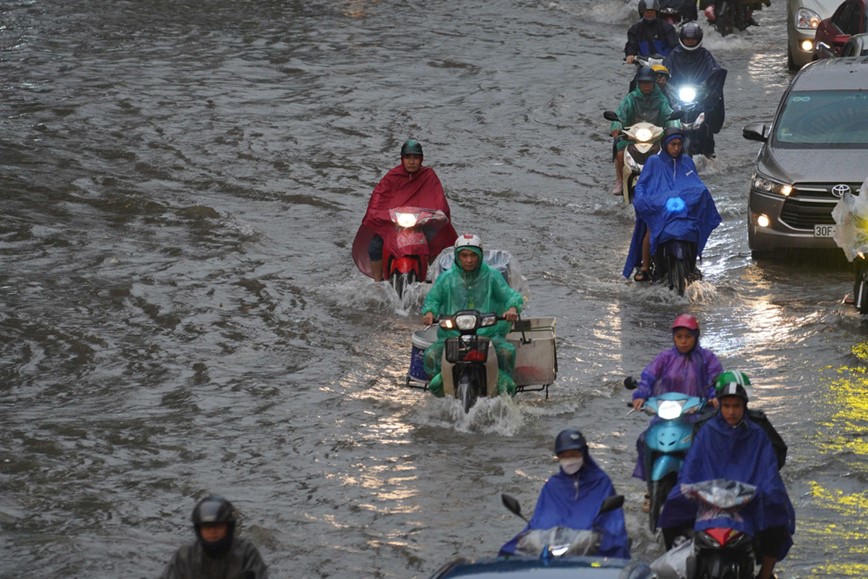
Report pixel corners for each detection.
[780,182,862,230]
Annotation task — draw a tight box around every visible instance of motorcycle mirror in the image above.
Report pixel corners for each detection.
[603,111,620,122]
[599,494,625,514]
[501,494,529,522]
[624,376,638,390]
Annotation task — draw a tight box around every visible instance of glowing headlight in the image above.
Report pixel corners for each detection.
[678,86,697,103]
[635,127,653,142]
[454,314,478,330]
[795,8,821,29]
[752,175,792,197]
[658,400,685,420]
[395,212,419,228]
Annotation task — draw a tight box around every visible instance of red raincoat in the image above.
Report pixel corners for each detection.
[352,164,457,277]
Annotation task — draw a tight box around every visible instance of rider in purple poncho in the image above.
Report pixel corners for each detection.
[657,383,795,579]
[631,314,723,480]
[500,430,630,559]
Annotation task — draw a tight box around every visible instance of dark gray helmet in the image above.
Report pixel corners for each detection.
[635,66,656,83]
[554,429,587,455]
[679,22,703,50]
[192,495,236,527]
[400,139,423,157]
[638,0,661,16]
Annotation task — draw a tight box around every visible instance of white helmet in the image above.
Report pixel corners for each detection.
[454,233,483,252]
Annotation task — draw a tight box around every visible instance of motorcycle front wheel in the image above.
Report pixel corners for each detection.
[457,375,478,414]
[667,255,688,296]
[649,474,676,532]
[857,275,868,315]
[391,270,417,299]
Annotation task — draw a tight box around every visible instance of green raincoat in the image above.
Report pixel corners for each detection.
[421,248,524,396]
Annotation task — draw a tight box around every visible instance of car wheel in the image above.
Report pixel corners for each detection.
[787,46,797,71]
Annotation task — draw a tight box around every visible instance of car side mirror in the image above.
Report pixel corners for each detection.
[742,122,770,142]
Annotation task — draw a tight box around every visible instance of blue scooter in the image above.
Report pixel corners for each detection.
[626,378,709,531]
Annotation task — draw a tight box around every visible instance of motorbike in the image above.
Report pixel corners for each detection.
[625,377,709,531]
[381,206,449,298]
[831,186,868,314]
[501,493,625,558]
[652,479,758,579]
[670,68,727,159]
[707,0,752,37]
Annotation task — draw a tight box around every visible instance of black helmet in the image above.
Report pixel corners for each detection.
[192,495,237,556]
[663,126,686,145]
[554,429,587,455]
[635,66,656,83]
[400,139,423,157]
[717,382,749,404]
[679,22,703,51]
[637,0,661,16]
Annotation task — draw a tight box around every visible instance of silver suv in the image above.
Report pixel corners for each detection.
[743,57,868,257]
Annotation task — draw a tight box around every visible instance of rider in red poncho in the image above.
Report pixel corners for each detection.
[352,139,457,281]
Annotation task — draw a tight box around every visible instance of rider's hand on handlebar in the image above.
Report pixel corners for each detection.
[709,397,719,409]
[632,398,645,411]
[504,307,519,322]
[625,55,635,64]
[422,312,435,326]
[704,5,716,21]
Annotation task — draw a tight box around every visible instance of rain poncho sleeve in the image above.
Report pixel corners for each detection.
[632,345,723,401]
[657,413,796,561]
[624,19,679,58]
[160,537,269,579]
[351,165,458,277]
[421,261,524,340]
[609,85,678,134]
[622,151,721,278]
[499,457,630,559]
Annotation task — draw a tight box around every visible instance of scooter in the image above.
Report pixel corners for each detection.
[437,310,508,413]
[670,68,727,158]
[501,493,625,558]
[381,206,449,298]
[604,111,666,205]
[625,377,708,531]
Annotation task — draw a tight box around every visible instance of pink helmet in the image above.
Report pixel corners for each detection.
[671,314,699,332]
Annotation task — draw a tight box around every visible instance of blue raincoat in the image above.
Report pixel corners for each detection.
[500,454,630,559]
[622,143,721,279]
[657,412,796,561]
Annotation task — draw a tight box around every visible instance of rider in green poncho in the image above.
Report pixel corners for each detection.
[421,234,524,396]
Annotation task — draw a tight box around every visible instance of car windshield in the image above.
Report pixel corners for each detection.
[773,90,868,148]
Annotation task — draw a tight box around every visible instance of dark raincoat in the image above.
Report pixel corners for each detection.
[622,142,721,279]
[663,47,725,134]
[352,164,457,277]
[624,18,679,58]
[500,453,630,559]
[657,412,795,561]
[160,537,269,579]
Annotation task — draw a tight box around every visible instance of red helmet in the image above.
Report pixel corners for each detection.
[671,314,699,332]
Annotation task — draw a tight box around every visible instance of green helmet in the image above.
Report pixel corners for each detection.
[401,139,423,157]
[714,371,751,402]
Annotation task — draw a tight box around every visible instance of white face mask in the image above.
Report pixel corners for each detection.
[559,457,583,475]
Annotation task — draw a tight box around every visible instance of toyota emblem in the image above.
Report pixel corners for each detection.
[832,184,851,198]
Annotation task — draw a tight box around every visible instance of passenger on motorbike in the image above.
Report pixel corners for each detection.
[160,495,270,579]
[624,0,679,64]
[622,127,720,282]
[651,64,675,107]
[499,429,631,559]
[630,314,722,482]
[352,139,458,281]
[657,383,795,579]
[663,23,725,158]
[609,66,679,196]
[420,234,523,396]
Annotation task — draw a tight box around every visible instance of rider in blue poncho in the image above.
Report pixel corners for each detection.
[623,127,721,282]
[657,383,795,579]
[500,430,631,559]
[421,234,524,396]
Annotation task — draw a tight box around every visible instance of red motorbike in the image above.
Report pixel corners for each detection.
[382,206,450,298]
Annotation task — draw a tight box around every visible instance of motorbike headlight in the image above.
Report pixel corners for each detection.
[454,314,479,330]
[751,174,793,197]
[678,85,697,103]
[395,212,419,228]
[634,127,653,142]
[657,400,684,420]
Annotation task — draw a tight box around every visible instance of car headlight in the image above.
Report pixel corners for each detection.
[752,174,793,197]
[795,7,821,30]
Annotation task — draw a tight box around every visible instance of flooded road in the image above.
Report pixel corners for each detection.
[1,0,865,577]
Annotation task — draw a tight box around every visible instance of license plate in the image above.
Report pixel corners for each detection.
[814,225,836,237]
